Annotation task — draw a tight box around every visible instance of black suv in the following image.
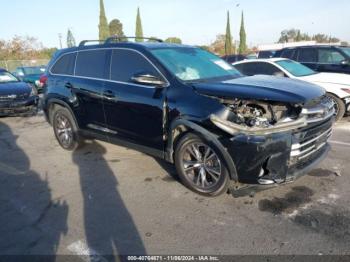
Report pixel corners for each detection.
[43,37,334,196]
[274,45,350,74]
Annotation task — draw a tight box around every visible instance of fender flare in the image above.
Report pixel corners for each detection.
[45,98,80,128]
[166,118,238,181]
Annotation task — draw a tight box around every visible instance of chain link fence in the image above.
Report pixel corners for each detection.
[0,59,49,72]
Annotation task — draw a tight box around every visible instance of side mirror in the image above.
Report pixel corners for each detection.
[131,73,166,87]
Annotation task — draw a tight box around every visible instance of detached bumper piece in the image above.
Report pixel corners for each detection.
[0,96,39,116]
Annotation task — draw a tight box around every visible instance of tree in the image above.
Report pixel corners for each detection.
[0,36,57,61]
[66,29,76,48]
[296,30,302,42]
[135,7,144,42]
[165,37,182,44]
[224,11,234,55]
[98,0,109,40]
[209,34,226,56]
[109,19,125,37]
[238,11,247,55]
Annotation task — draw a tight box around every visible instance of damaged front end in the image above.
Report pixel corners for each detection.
[209,95,335,187]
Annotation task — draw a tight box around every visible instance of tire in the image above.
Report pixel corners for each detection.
[174,133,229,196]
[327,93,345,122]
[52,106,83,151]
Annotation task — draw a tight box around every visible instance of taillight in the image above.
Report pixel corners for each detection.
[39,74,48,87]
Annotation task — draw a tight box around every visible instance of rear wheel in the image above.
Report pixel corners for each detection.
[327,93,345,121]
[174,133,229,196]
[52,106,83,151]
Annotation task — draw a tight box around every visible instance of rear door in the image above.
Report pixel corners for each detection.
[103,48,167,150]
[296,47,318,71]
[317,47,348,73]
[72,49,109,132]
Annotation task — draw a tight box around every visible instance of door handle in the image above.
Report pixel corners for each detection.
[103,90,116,100]
[65,82,73,89]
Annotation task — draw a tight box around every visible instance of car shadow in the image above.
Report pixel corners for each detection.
[152,157,181,183]
[0,121,68,260]
[72,141,146,258]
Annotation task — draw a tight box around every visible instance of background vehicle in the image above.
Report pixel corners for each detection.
[221,54,247,63]
[274,46,350,74]
[43,37,333,197]
[257,50,277,59]
[0,68,39,116]
[13,66,47,92]
[233,58,350,121]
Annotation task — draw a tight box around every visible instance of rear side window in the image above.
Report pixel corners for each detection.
[298,48,317,63]
[51,53,76,75]
[234,62,282,76]
[280,49,295,59]
[318,49,345,63]
[234,63,256,76]
[75,50,109,78]
[111,49,160,82]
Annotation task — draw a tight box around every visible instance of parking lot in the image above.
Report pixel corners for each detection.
[0,113,350,257]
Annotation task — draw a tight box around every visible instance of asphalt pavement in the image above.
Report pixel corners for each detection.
[0,114,349,258]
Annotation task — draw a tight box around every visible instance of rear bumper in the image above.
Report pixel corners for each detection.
[0,96,39,116]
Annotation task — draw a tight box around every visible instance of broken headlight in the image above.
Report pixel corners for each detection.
[211,100,306,135]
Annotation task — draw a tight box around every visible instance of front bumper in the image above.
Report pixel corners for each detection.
[0,96,39,116]
[220,117,333,189]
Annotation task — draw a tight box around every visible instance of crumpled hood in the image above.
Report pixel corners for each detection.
[0,82,31,96]
[299,72,350,86]
[192,75,325,104]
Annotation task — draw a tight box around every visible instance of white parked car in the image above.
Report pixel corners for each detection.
[233,58,350,121]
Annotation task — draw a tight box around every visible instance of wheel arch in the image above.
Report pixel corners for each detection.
[46,98,79,128]
[165,118,238,181]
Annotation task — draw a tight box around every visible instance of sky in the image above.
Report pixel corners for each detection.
[1,0,349,48]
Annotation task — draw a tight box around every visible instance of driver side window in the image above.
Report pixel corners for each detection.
[110,49,161,83]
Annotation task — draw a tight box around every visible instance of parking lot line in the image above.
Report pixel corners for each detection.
[67,240,107,262]
[329,140,350,147]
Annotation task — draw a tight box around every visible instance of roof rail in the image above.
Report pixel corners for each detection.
[104,36,163,44]
[79,40,105,47]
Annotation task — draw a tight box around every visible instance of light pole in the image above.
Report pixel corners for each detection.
[58,33,63,49]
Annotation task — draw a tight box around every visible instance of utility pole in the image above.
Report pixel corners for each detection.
[58,33,63,49]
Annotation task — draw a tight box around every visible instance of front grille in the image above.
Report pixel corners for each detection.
[0,93,29,101]
[0,94,17,101]
[289,119,333,166]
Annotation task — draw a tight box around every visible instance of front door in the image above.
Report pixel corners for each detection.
[103,49,167,151]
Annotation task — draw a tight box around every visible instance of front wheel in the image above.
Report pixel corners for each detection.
[174,133,229,196]
[327,93,345,121]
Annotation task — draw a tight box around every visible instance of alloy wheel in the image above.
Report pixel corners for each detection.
[180,142,222,189]
[55,114,73,148]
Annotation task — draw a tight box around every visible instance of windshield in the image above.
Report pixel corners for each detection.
[22,67,46,75]
[151,47,242,82]
[0,71,19,84]
[339,47,350,57]
[275,59,316,77]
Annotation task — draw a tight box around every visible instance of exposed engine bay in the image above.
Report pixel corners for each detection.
[222,99,301,128]
[209,95,335,136]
